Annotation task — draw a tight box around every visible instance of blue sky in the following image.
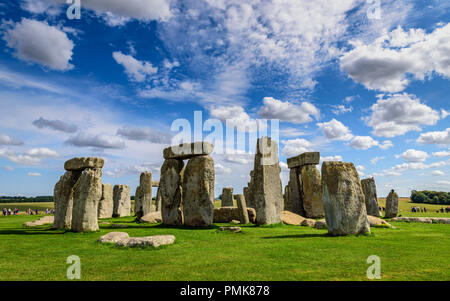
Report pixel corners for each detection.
[0,0,449,198]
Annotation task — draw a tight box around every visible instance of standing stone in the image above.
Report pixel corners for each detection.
[253,137,283,225]
[98,183,113,219]
[221,187,234,207]
[53,171,81,229]
[243,187,250,208]
[135,172,152,218]
[182,155,215,227]
[71,168,102,232]
[155,186,162,211]
[321,162,370,236]
[160,159,184,225]
[301,165,324,218]
[361,178,381,217]
[288,168,305,216]
[113,185,131,217]
[283,185,290,211]
[385,189,399,218]
[236,194,249,224]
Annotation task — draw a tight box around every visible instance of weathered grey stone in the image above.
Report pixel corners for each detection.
[218,227,241,233]
[98,232,129,244]
[64,157,104,171]
[282,211,305,225]
[301,165,324,218]
[140,211,162,224]
[367,215,393,228]
[287,152,320,169]
[71,168,102,232]
[236,194,249,224]
[243,187,250,208]
[155,186,162,211]
[24,216,54,227]
[160,159,184,225]
[182,155,215,227]
[135,172,152,218]
[288,168,305,216]
[98,183,113,219]
[116,235,175,248]
[53,170,81,229]
[163,141,214,160]
[152,181,159,187]
[112,185,131,218]
[246,171,255,209]
[389,217,450,223]
[221,187,234,207]
[283,185,289,211]
[301,218,316,227]
[385,189,399,219]
[253,137,283,225]
[321,161,370,236]
[313,219,327,229]
[361,178,382,217]
[213,207,256,223]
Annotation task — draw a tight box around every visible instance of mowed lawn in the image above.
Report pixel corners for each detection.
[0,214,448,281]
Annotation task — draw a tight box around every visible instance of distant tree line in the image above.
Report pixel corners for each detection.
[0,196,54,203]
[410,190,450,205]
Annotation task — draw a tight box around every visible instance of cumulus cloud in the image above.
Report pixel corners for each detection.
[317,119,353,141]
[0,147,59,165]
[117,126,171,144]
[433,149,450,157]
[66,132,126,149]
[24,148,59,159]
[281,139,313,157]
[2,18,74,70]
[341,24,450,92]
[209,105,261,131]
[431,170,445,176]
[258,97,319,124]
[27,172,41,177]
[104,163,159,177]
[370,156,385,165]
[0,133,23,146]
[349,136,379,150]
[366,93,440,137]
[417,128,450,145]
[112,51,158,82]
[32,117,77,133]
[395,149,429,163]
[332,105,353,115]
[320,155,343,162]
[215,163,232,175]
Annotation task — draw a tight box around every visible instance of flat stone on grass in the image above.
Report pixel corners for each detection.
[115,235,176,248]
[98,232,129,244]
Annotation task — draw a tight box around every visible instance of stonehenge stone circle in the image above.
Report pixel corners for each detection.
[287,152,320,169]
[321,161,370,236]
[182,155,215,227]
[301,165,324,218]
[134,172,153,219]
[71,168,102,232]
[160,158,184,225]
[113,185,131,217]
[163,141,214,160]
[221,187,234,207]
[53,170,81,229]
[288,168,305,216]
[385,189,399,218]
[98,183,113,219]
[236,194,250,224]
[214,207,256,223]
[155,186,162,211]
[252,137,283,225]
[64,157,104,171]
[361,178,382,217]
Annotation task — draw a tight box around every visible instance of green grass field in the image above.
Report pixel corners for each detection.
[0,213,448,281]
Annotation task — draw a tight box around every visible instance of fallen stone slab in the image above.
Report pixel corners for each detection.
[140,211,162,224]
[287,152,320,169]
[367,215,393,228]
[390,217,450,224]
[23,215,54,227]
[64,157,104,171]
[281,211,305,225]
[218,226,241,233]
[163,141,214,160]
[98,232,129,244]
[213,207,256,223]
[115,235,176,248]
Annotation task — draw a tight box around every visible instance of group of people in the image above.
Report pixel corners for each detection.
[2,208,19,215]
[436,207,450,213]
[1,208,54,216]
[411,206,427,213]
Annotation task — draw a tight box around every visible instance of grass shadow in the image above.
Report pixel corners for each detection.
[0,227,68,235]
[261,233,330,239]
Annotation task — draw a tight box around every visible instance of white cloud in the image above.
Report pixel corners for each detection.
[379,140,394,150]
[278,128,306,138]
[366,93,440,137]
[395,149,429,163]
[24,148,59,159]
[116,126,171,144]
[258,97,319,124]
[112,51,158,82]
[209,105,261,131]
[32,117,77,133]
[431,170,445,176]
[437,181,450,186]
[341,24,450,92]
[317,119,353,141]
[3,166,14,171]
[320,155,343,162]
[2,19,74,71]
[417,128,450,145]
[442,109,449,119]
[215,163,232,175]
[281,138,313,158]
[332,105,353,115]
[370,156,385,165]
[66,132,126,149]
[349,136,379,150]
[27,172,41,177]
[0,133,23,146]
[279,161,289,172]
[0,147,58,165]
[433,149,450,157]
